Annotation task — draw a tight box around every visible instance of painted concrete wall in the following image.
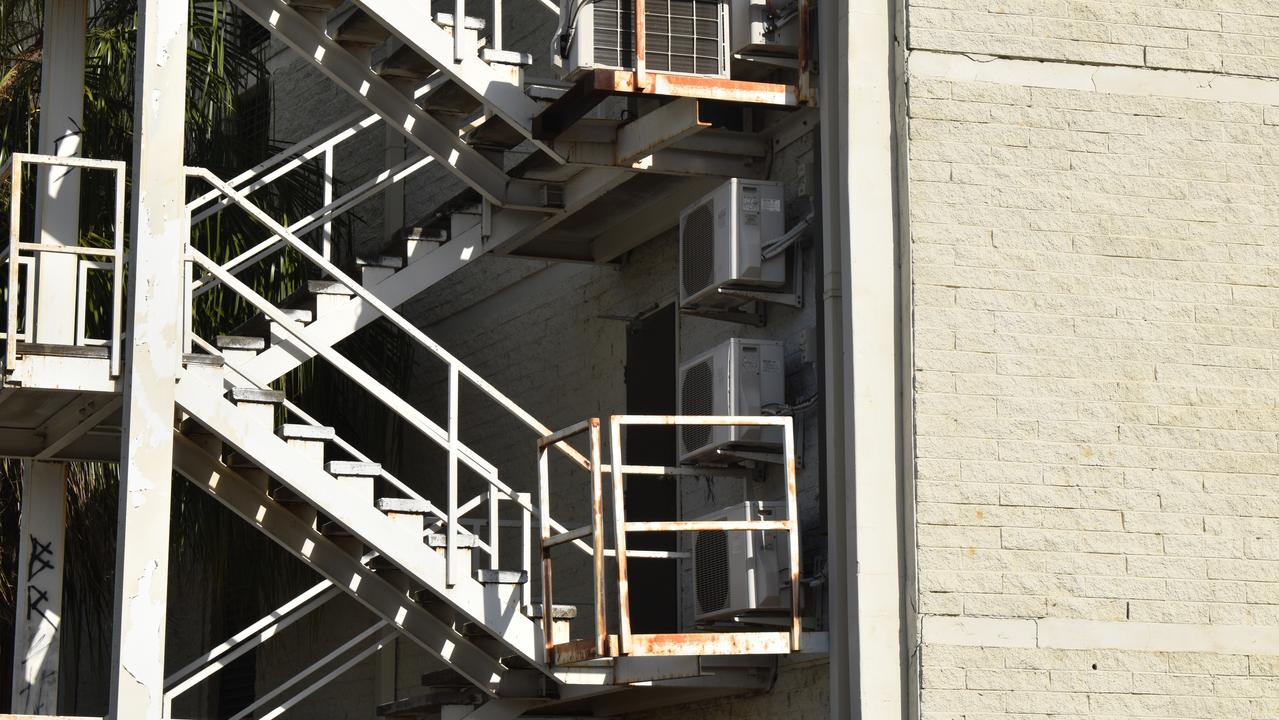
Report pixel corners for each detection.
[907,0,1279,716]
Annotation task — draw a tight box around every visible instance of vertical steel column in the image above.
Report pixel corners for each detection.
[536,446,553,663]
[588,418,606,659]
[819,0,908,714]
[10,461,66,714]
[109,1,188,717]
[32,0,86,345]
[607,418,631,655]
[446,364,460,587]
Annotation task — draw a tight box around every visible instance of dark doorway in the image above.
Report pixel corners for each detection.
[624,304,679,633]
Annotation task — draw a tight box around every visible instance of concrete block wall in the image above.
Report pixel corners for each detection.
[910,0,1279,77]
[908,0,1279,715]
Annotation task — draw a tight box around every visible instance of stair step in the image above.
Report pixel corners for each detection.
[232,307,314,339]
[326,460,382,477]
[426,533,480,549]
[474,569,527,585]
[479,48,533,67]
[376,497,437,515]
[377,687,484,718]
[215,335,266,352]
[434,12,486,30]
[277,423,336,441]
[228,387,286,404]
[319,519,353,537]
[525,81,571,102]
[182,353,225,368]
[525,603,578,620]
[309,279,355,296]
[332,8,390,47]
[356,254,406,270]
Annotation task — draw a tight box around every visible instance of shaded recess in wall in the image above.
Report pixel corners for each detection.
[624,304,679,633]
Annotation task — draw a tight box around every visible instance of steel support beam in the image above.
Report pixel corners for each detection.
[819,0,909,716]
[32,0,86,345]
[9,462,65,714]
[108,1,187,717]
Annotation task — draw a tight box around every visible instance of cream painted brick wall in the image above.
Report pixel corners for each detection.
[920,644,1279,719]
[910,59,1279,718]
[910,0,1279,78]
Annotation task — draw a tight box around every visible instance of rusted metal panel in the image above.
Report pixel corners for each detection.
[551,638,603,666]
[623,520,792,532]
[591,70,799,106]
[626,632,792,657]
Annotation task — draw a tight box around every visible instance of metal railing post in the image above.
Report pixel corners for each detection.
[537,445,554,663]
[488,488,500,570]
[608,416,631,655]
[454,0,465,62]
[783,415,801,651]
[7,156,22,371]
[447,363,460,587]
[321,146,334,261]
[589,418,606,658]
[520,491,531,611]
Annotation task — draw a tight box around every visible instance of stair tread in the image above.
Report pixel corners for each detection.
[215,335,266,351]
[434,12,486,30]
[326,460,382,477]
[475,569,527,585]
[278,423,336,441]
[182,352,225,367]
[356,254,406,269]
[525,603,578,620]
[228,387,285,404]
[376,497,437,514]
[309,279,356,296]
[426,532,480,548]
[269,486,310,504]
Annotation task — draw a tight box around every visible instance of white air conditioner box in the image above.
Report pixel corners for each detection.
[553,0,730,79]
[730,0,801,58]
[692,501,788,620]
[679,178,786,310]
[677,337,784,463]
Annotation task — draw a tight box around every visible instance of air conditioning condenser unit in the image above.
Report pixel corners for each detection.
[677,337,784,463]
[679,178,786,310]
[692,500,788,620]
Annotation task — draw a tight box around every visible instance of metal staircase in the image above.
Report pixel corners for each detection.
[3,0,822,714]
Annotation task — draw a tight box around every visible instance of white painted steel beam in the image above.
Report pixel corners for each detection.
[109,1,187,717]
[32,0,86,345]
[232,0,543,208]
[819,0,909,717]
[10,462,66,714]
[170,431,513,694]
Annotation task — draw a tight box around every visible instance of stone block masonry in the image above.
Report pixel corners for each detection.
[909,2,1279,711]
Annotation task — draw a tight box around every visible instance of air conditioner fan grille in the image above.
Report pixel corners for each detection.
[680,359,714,454]
[694,529,729,614]
[680,201,714,301]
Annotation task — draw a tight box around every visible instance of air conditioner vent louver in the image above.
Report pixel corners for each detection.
[592,0,634,69]
[680,201,715,300]
[694,528,730,615]
[680,359,714,453]
[646,0,724,74]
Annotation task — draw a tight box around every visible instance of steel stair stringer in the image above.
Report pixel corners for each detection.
[232,0,542,208]
[169,431,522,696]
[172,374,547,674]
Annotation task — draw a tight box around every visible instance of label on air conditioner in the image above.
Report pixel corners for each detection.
[762,198,782,212]
[741,196,761,212]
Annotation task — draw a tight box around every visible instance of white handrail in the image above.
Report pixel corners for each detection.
[185,166,590,472]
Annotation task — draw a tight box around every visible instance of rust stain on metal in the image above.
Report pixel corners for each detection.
[625,631,791,657]
[591,70,798,107]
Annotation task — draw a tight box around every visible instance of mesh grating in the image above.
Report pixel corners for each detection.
[592,0,635,69]
[680,359,714,454]
[680,201,714,300]
[694,528,729,614]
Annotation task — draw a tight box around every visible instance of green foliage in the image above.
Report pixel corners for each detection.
[0,0,327,653]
